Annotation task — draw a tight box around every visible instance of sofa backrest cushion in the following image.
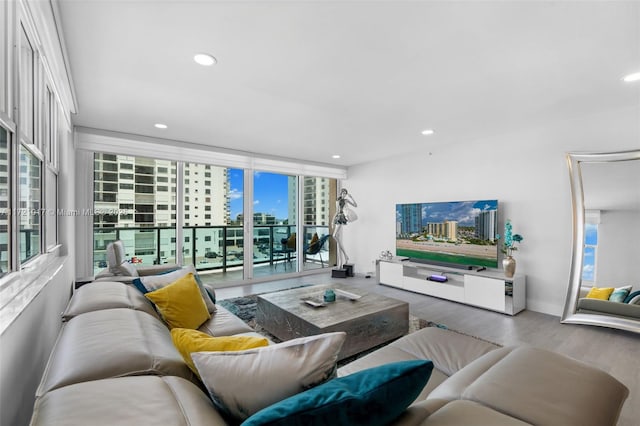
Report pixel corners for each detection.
[461,346,629,426]
[61,280,159,321]
[36,308,195,397]
[31,376,227,426]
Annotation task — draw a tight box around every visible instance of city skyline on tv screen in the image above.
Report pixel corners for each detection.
[395,199,499,268]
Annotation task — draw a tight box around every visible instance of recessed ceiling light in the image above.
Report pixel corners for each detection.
[154,123,168,129]
[623,72,640,82]
[332,154,341,159]
[194,53,217,66]
[421,129,435,136]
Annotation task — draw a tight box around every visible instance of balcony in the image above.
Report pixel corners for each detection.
[93,224,331,285]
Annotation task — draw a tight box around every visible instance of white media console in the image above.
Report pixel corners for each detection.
[377,258,526,315]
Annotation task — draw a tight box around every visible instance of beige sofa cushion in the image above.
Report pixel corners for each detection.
[427,347,513,402]
[36,308,194,397]
[419,400,532,426]
[338,327,499,403]
[461,346,629,426]
[62,280,159,321]
[31,376,228,426]
[198,304,254,336]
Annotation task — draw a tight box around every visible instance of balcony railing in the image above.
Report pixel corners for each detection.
[93,224,330,275]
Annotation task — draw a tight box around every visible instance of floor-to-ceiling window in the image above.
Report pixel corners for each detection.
[253,171,297,277]
[302,176,335,271]
[183,163,243,276]
[18,146,40,263]
[93,154,177,274]
[90,148,340,284]
[0,128,9,273]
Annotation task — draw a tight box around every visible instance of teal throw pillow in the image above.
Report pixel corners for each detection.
[241,359,433,426]
[609,286,632,303]
[624,290,640,304]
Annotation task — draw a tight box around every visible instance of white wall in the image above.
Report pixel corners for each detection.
[343,106,640,316]
[597,210,640,286]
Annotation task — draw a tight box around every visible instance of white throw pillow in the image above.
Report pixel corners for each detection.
[192,332,346,421]
[133,265,216,314]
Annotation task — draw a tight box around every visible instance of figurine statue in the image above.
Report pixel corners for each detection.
[332,188,358,268]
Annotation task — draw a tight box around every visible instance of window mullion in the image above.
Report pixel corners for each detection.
[175,162,184,266]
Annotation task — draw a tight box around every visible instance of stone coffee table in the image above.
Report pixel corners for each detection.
[255,284,409,360]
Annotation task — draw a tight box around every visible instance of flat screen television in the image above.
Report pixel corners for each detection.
[396,199,499,268]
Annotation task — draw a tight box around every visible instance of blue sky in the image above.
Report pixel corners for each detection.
[229,169,291,221]
[397,200,497,227]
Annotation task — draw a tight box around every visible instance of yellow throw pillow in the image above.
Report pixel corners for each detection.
[309,233,319,246]
[145,273,210,329]
[171,328,269,374]
[585,287,615,300]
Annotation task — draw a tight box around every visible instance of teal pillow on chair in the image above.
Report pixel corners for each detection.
[241,359,433,426]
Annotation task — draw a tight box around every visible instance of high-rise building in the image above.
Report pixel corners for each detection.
[301,177,330,227]
[399,204,422,235]
[475,209,497,241]
[426,221,458,241]
[93,155,230,268]
[184,163,229,227]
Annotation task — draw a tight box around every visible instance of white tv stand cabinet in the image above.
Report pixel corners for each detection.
[377,258,525,315]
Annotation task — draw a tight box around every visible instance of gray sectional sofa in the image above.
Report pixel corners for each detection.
[30,279,629,426]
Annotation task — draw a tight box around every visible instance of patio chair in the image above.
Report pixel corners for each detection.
[304,234,330,267]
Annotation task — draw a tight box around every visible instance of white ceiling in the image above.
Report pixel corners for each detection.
[56,0,640,167]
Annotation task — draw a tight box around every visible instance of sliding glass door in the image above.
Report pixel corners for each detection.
[252,171,297,277]
[302,176,335,271]
[92,152,337,284]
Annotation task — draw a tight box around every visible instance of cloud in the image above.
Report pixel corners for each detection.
[254,200,260,205]
[229,188,243,200]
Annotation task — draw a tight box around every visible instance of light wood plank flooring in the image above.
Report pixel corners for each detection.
[215,272,639,426]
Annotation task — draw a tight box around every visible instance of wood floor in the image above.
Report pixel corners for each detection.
[215,272,639,426]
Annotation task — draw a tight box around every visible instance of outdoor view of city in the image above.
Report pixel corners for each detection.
[396,200,499,267]
[93,153,335,279]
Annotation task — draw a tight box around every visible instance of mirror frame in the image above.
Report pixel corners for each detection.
[562,149,640,334]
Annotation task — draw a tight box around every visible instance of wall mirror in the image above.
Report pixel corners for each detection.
[562,150,640,334]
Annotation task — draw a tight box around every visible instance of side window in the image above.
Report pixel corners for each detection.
[582,222,598,282]
[19,145,41,263]
[0,127,9,273]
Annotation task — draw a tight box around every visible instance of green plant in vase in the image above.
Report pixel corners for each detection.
[499,219,523,277]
